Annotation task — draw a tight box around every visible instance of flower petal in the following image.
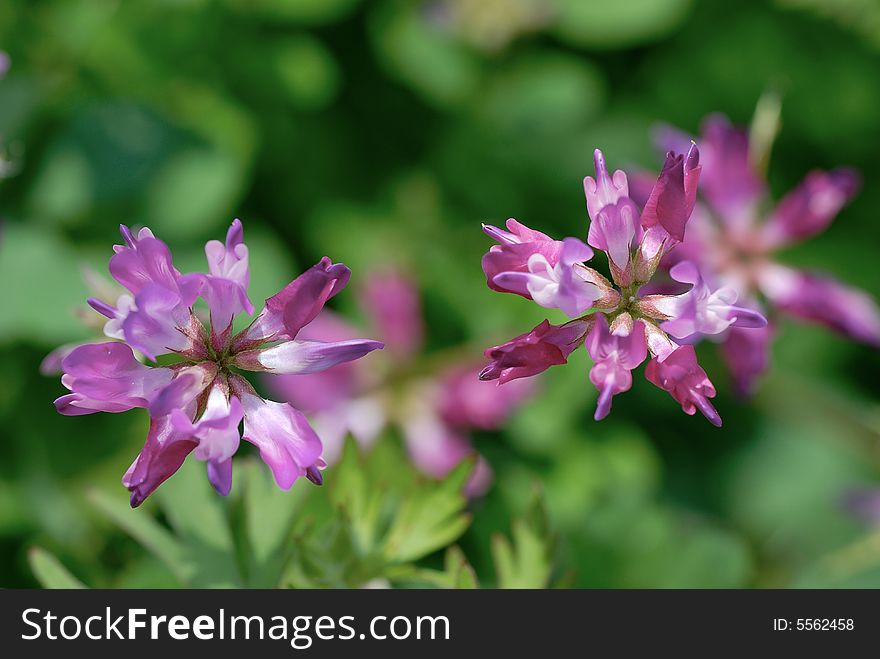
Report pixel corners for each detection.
[235,339,384,374]
[240,393,324,490]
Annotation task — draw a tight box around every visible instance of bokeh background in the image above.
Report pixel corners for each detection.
[1,0,880,588]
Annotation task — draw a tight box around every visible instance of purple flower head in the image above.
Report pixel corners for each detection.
[0,52,10,79]
[645,345,721,427]
[53,220,383,506]
[480,145,749,425]
[655,111,879,393]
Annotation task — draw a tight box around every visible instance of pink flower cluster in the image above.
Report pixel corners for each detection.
[268,271,533,495]
[654,115,880,394]
[53,221,383,506]
[480,146,768,426]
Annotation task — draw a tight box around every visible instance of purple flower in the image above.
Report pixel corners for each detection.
[656,112,878,392]
[480,145,751,425]
[644,345,721,427]
[53,221,384,506]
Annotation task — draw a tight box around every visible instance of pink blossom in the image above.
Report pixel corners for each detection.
[480,144,758,425]
[656,112,878,392]
[54,221,383,506]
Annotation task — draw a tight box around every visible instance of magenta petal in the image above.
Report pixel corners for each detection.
[149,364,217,418]
[124,416,198,508]
[698,114,765,224]
[56,342,174,415]
[644,345,721,426]
[483,218,555,245]
[109,226,181,294]
[759,265,880,346]
[640,145,701,243]
[245,258,351,345]
[241,394,324,490]
[583,149,631,221]
[586,316,647,420]
[482,239,565,299]
[721,322,773,396]
[120,283,195,360]
[761,168,860,247]
[481,318,593,384]
[206,459,233,496]
[236,338,384,374]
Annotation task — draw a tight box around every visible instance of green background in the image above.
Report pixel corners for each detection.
[1,0,879,588]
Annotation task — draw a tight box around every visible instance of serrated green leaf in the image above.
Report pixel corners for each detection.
[382,459,472,563]
[28,547,87,589]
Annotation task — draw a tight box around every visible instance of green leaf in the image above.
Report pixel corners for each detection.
[492,495,554,589]
[88,488,190,585]
[154,459,241,587]
[28,546,87,589]
[0,223,93,345]
[382,459,472,563]
[553,0,694,49]
[242,458,311,587]
[369,1,482,106]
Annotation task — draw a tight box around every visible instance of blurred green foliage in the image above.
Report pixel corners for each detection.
[1,0,879,588]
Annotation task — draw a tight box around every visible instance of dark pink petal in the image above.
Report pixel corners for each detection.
[644,345,721,426]
[170,384,243,496]
[480,318,593,384]
[240,258,351,346]
[482,218,555,245]
[759,265,880,346]
[640,144,701,244]
[721,322,774,396]
[761,168,860,248]
[583,149,631,220]
[698,114,765,224]
[200,218,254,336]
[360,271,424,358]
[482,236,565,299]
[585,315,648,420]
[109,226,181,295]
[124,416,198,508]
[55,342,174,415]
[148,364,217,418]
[240,393,324,490]
[120,283,197,360]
